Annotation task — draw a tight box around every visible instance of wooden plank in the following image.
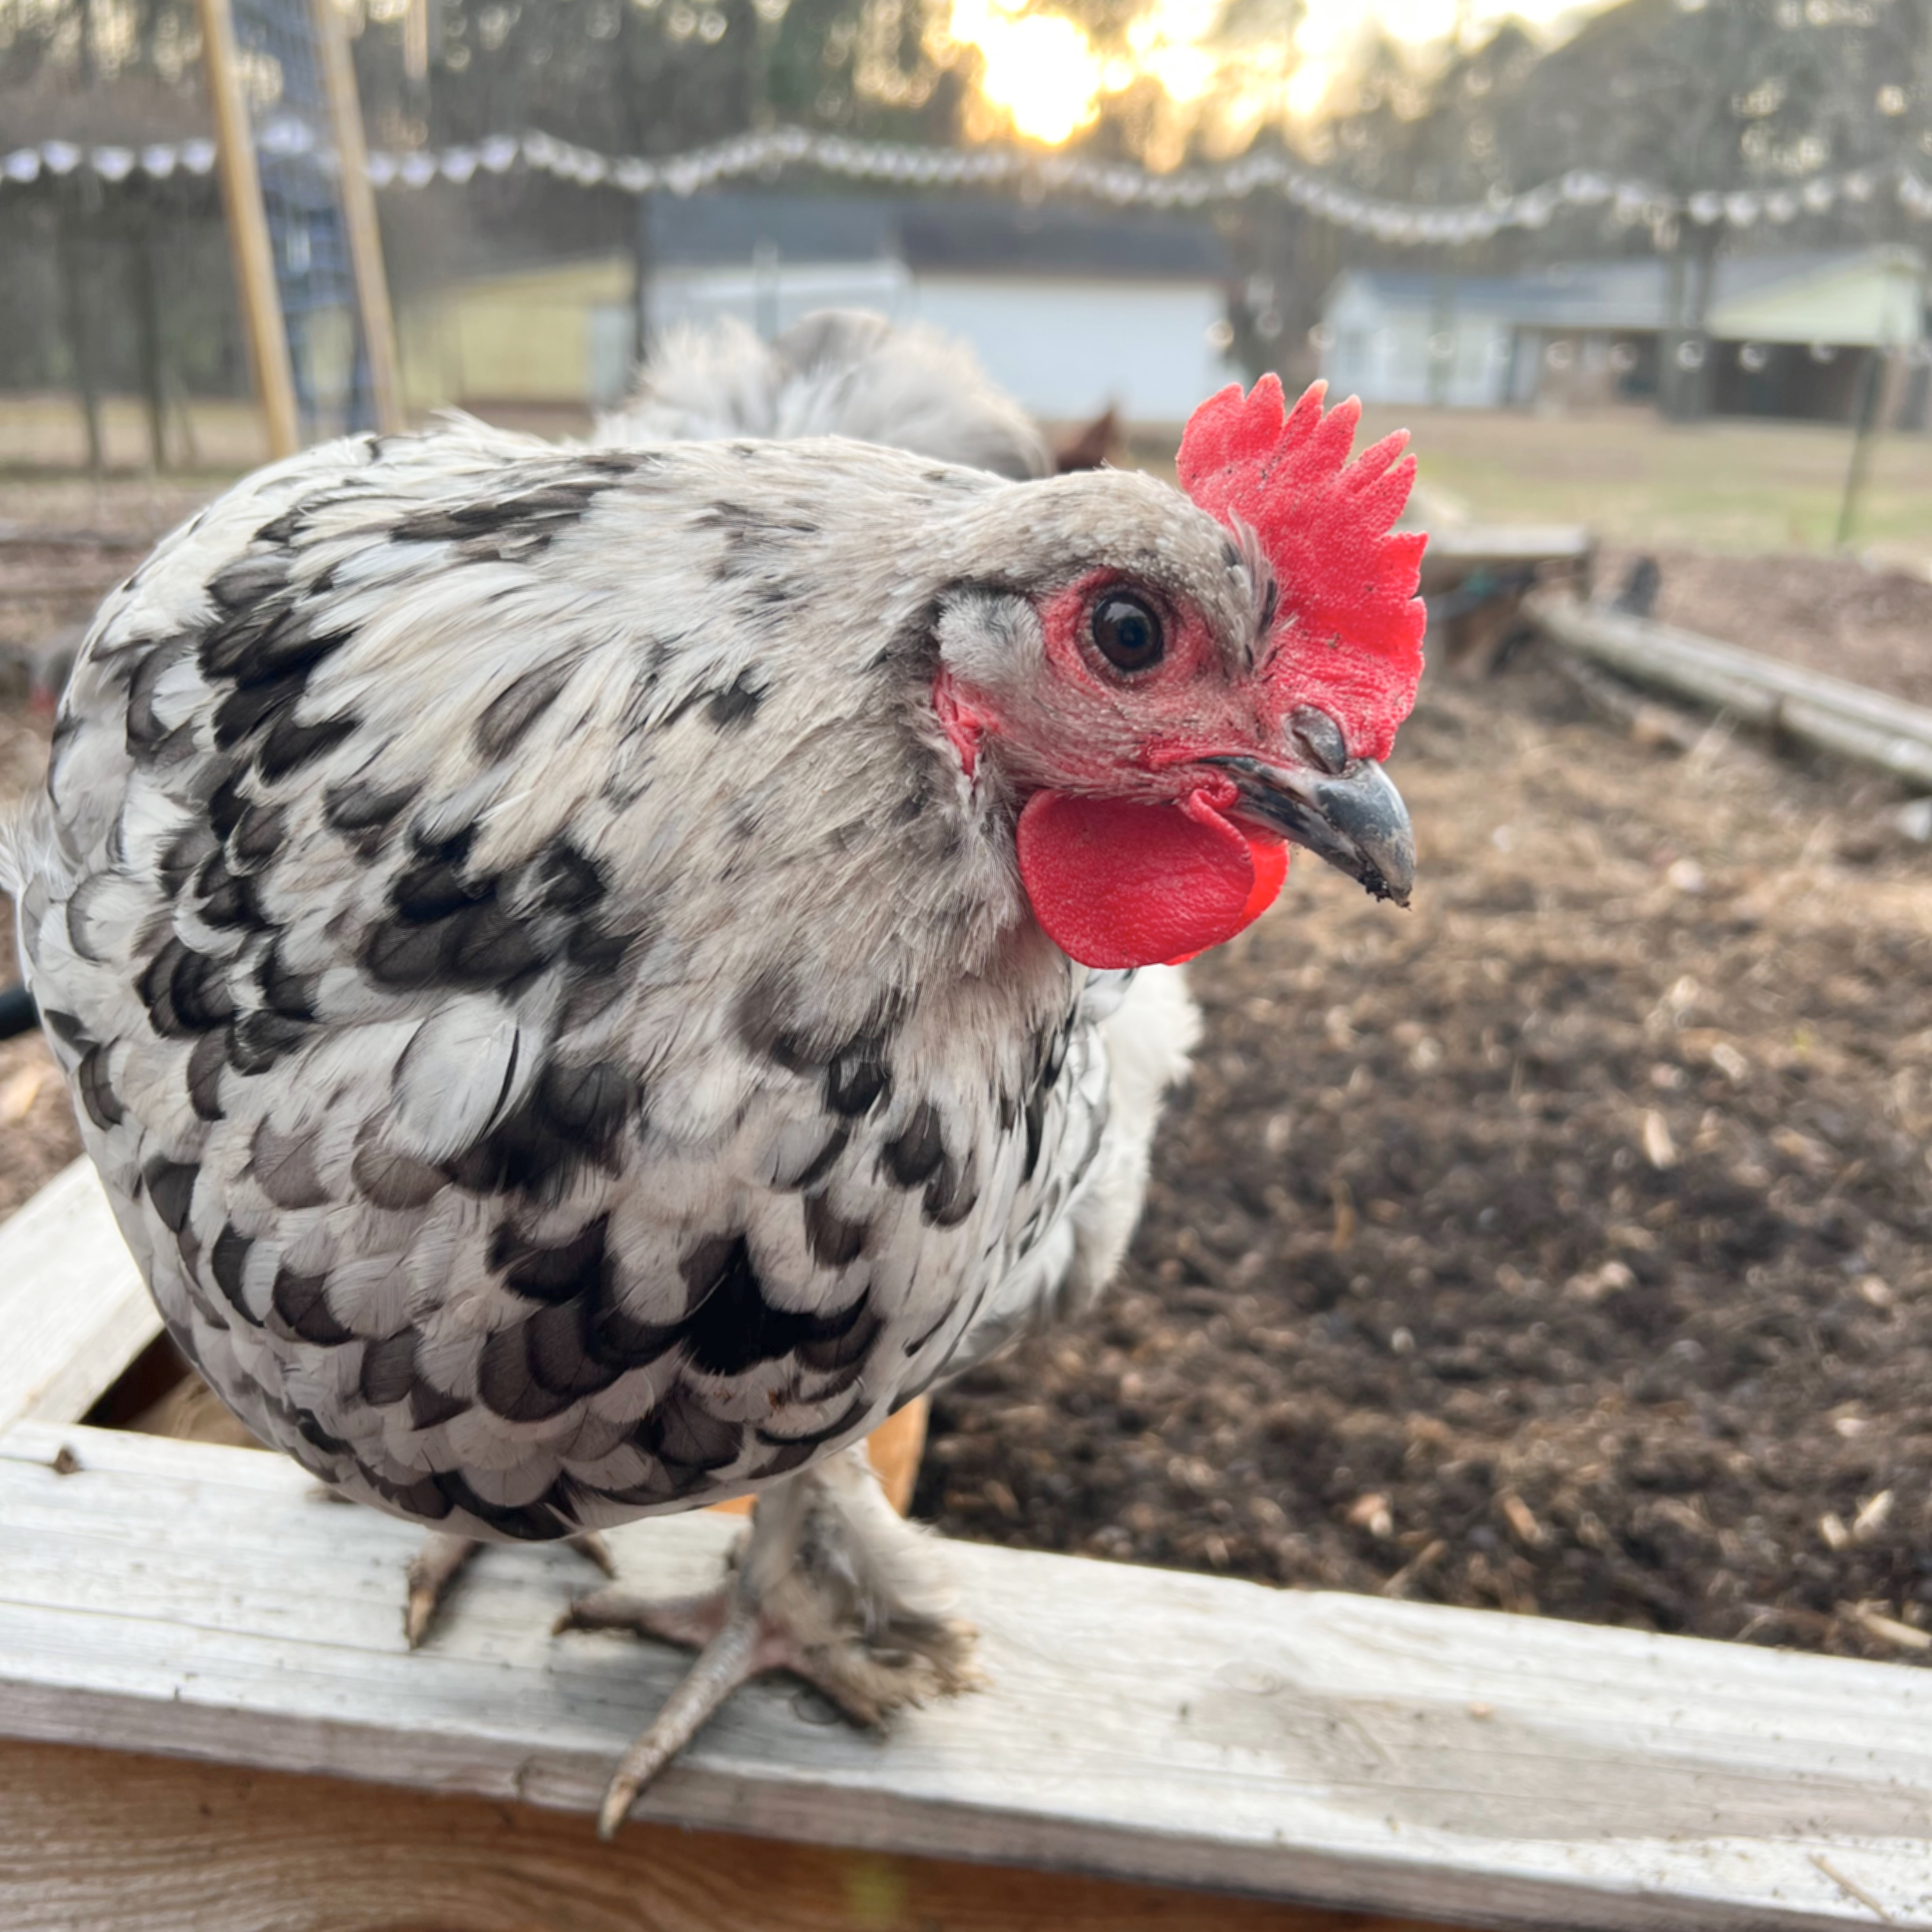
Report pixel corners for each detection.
[311,0,405,436]
[3,1422,1930,1930]
[1526,589,1932,789]
[0,1162,160,1432]
[0,1736,1434,1932]
[1419,525,1593,592]
[0,578,125,602]
[195,0,301,458]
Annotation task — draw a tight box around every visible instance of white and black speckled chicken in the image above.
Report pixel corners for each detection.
[4,312,1425,1832]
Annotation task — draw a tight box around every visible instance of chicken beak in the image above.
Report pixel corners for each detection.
[1207,755,1415,907]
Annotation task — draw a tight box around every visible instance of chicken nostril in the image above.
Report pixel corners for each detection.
[1289,706,1348,776]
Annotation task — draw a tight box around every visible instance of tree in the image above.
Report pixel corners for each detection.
[1297,0,1932,418]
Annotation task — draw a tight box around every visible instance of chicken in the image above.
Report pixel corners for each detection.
[597,308,1052,480]
[3,360,1424,1835]
[369,314,1087,1651]
[1050,405,1123,475]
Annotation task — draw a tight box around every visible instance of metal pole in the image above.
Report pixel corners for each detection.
[631,190,654,371]
[1835,346,1887,553]
[54,190,104,475]
[312,0,405,434]
[195,0,301,459]
[133,224,169,472]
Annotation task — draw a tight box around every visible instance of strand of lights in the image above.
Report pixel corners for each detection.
[6,121,1931,243]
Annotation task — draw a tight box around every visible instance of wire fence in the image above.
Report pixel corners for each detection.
[231,0,379,436]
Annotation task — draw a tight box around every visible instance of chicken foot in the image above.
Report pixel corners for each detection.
[403,1528,617,1648]
[558,1446,981,1837]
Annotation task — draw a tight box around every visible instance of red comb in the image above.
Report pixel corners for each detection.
[1177,376,1426,762]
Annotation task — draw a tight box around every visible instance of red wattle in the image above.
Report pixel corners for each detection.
[1239,832,1290,926]
[1016,790,1289,970]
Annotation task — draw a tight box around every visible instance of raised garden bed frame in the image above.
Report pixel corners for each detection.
[2,1160,1929,1931]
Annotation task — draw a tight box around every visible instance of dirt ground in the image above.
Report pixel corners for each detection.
[5,491,1932,1667]
[922,656,1932,1664]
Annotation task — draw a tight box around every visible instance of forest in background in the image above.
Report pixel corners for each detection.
[3,0,1931,427]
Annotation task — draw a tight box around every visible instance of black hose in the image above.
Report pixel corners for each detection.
[0,982,38,1041]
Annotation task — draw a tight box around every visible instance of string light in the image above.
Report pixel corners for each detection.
[6,119,1932,244]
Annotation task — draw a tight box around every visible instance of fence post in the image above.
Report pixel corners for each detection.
[312,0,405,434]
[55,181,104,475]
[196,0,302,459]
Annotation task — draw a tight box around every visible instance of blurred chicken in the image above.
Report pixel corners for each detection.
[597,309,1052,480]
[0,623,84,717]
[1050,404,1123,475]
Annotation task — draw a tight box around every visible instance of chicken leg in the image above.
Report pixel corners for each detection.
[557,1445,981,1837]
[401,1402,931,1647]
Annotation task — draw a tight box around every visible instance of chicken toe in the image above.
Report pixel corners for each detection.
[404,1529,616,1648]
[558,1446,979,1837]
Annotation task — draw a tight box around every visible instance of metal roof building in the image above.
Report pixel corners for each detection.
[1319,248,1928,418]
[643,193,1239,424]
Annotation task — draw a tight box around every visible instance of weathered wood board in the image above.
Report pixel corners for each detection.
[0,1160,160,1434]
[1418,524,1594,592]
[0,1736,1440,1932]
[3,1420,1929,1930]
[1527,588,1932,789]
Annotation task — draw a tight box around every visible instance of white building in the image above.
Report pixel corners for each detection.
[643,194,1239,425]
[1319,247,1928,421]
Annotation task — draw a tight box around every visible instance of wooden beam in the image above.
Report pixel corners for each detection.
[310,0,405,435]
[1418,525,1594,594]
[195,0,301,459]
[3,1420,1929,1929]
[0,1161,158,1433]
[54,199,105,477]
[1526,588,1932,790]
[0,1736,1432,1932]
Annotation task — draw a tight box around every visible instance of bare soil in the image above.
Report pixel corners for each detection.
[922,659,1932,1664]
[5,494,1932,1666]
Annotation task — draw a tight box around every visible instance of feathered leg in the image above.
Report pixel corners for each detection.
[558,1445,979,1837]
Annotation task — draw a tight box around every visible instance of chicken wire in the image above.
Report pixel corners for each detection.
[231,0,378,438]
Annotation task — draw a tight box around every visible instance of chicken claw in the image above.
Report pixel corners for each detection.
[558,1446,980,1837]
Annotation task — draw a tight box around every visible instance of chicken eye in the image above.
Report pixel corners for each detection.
[1091,594,1165,673]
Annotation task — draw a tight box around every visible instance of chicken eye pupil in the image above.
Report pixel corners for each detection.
[1092,594,1164,673]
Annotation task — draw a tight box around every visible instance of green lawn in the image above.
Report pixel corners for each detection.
[1356,403,1932,563]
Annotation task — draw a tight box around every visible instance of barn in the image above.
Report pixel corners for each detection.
[394,193,1239,428]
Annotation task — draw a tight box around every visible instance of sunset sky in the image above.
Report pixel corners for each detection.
[942,0,1604,146]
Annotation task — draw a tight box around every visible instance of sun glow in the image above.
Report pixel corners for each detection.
[939,0,1603,150]
[942,0,1106,146]
[1123,0,1220,109]
[940,0,1290,151]
[1289,0,1598,120]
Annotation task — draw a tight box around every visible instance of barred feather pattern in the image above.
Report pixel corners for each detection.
[12,420,1195,1541]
